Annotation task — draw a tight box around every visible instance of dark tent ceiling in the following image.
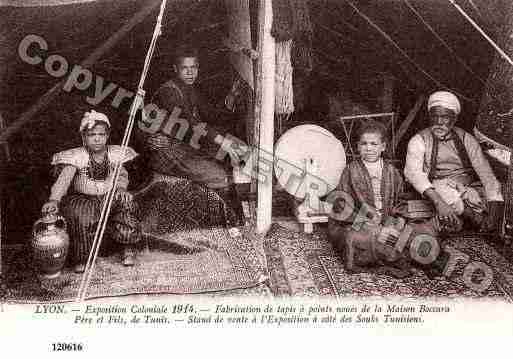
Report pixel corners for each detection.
[309,0,505,111]
[0,0,508,157]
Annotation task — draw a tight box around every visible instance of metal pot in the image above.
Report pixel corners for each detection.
[31,214,69,279]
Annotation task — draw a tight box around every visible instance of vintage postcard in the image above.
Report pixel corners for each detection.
[1,0,513,355]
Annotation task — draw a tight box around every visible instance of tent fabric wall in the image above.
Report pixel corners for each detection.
[1,0,231,160]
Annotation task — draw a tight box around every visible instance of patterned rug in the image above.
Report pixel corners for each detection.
[1,227,270,303]
[135,178,239,232]
[264,223,513,300]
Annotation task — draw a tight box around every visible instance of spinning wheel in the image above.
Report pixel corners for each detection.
[274,125,346,233]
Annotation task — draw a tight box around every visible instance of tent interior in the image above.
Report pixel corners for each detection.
[0,0,507,244]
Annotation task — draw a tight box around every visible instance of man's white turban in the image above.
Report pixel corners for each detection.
[427,91,461,115]
[80,110,111,132]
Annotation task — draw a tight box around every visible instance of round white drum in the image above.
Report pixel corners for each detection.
[274,124,346,199]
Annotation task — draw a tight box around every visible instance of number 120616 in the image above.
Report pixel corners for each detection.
[51,343,84,351]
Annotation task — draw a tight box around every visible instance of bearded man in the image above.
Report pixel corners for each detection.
[404,90,504,234]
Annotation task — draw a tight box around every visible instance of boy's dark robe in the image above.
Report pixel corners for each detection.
[328,159,405,267]
[329,159,404,225]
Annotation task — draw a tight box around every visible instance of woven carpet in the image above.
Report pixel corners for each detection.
[264,223,513,300]
[1,226,270,303]
[135,178,239,232]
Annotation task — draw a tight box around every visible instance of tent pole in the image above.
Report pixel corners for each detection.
[255,0,274,234]
[0,0,162,143]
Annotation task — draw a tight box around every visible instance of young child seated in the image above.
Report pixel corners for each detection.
[41,110,141,273]
[327,121,410,275]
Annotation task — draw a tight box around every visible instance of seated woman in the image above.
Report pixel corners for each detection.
[41,110,140,273]
[328,121,438,276]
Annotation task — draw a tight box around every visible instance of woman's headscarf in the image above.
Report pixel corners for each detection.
[80,110,111,133]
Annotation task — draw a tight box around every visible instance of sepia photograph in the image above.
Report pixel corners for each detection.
[1,0,513,352]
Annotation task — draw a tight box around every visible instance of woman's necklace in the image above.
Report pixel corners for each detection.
[88,150,109,180]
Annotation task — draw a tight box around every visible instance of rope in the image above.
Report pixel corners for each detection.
[404,0,486,86]
[466,0,485,22]
[75,0,168,302]
[449,0,513,68]
[275,39,294,115]
[343,0,474,103]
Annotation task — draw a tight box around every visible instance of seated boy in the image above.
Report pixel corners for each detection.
[41,110,140,273]
[328,121,438,276]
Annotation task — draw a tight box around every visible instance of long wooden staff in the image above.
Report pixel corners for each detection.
[76,0,168,302]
